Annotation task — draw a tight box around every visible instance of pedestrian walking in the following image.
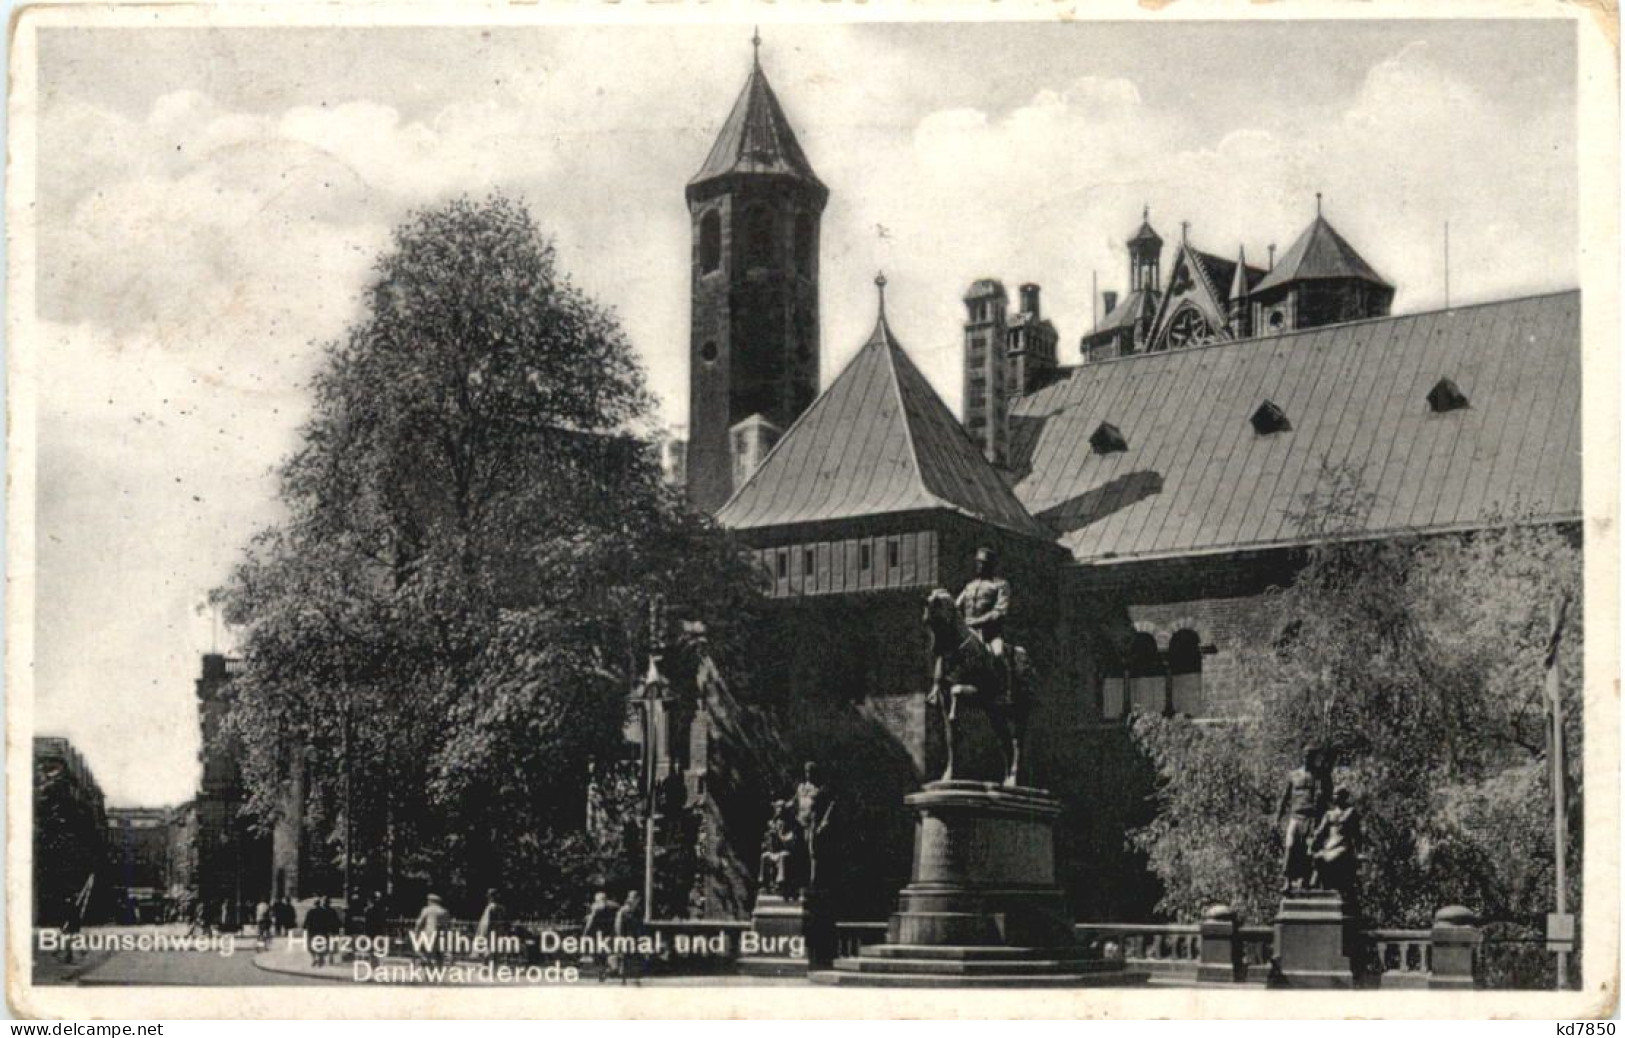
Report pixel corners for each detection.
[475,889,509,966]
[254,900,273,951]
[583,890,618,982]
[611,890,645,986]
[363,891,391,964]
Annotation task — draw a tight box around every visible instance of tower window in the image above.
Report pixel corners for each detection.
[1428,378,1469,413]
[744,206,774,268]
[794,212,815,274]
[699,341,719,365]
[805,549,816,578]
[1250,400,1291,435]
[860,543,872,571]
[776,551,788,580]
[1090,422,1128,455]
[887,539,899,569]
[699,210,722,274]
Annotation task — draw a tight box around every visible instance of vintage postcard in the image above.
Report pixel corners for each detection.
[6,0,1618,1020]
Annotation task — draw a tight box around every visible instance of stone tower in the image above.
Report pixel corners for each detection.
[684,39,828,513]
[963,279,1009,466]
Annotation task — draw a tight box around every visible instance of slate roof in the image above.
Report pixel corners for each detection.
[1010,291,1580,563]
[716,314,1050,539]
[690,59,825,193]
[1253,215,1391,295]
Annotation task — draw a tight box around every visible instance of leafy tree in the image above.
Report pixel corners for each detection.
[1130,461,1582,960]
[218,195,763,917]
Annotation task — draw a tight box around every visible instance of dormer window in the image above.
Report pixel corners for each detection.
[1090,422,1128,455]
[1251,401,1291,435]
[1428,378,1469,413]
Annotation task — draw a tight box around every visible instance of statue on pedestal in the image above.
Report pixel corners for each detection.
[795,761,836,891]
[1276,746,1336,893]
[1309,787,1361,901]
[923,547,1033,786]
[756,799,802,899]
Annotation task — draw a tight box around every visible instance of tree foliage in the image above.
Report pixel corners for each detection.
[1130,462,1582,938]
[217,195,762,917]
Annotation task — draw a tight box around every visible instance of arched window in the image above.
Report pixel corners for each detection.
[699,210,722,274]
[744,206,774,268]
[794,212,815,274]
[1127,632,1165,715]
[1167,629,1203,717]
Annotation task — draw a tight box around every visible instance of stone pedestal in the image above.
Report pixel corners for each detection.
[812,782,1145,987]
[1427,905,1480,990]
[735,894,809,977]
[1271,891,1358,988]
[1197,904,1244,984]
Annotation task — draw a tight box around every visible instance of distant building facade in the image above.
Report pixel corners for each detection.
[33,736,106,924]
[105,807,172,922]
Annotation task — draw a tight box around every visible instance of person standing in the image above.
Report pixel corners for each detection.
[414,893,451,966]
[583,890,618,982]
[303,896,341,968]
[364,891,391,963]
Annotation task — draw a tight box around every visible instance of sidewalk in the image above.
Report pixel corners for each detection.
[251,940,800,987]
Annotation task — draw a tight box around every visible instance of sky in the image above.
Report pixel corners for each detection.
[28,18,1577,806]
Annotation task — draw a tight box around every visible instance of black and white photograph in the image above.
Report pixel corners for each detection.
[6,1,1617,1020]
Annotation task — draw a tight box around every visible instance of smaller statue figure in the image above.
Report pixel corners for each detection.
[756,799,802,899]
[1309,787,1361,901]
[794,761,836,892]
[1277,746,1333,893]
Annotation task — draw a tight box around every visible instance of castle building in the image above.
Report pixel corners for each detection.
[684,43,1581,920]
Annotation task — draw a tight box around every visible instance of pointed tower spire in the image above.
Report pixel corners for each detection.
[1229,244,1252,339]
[876,271,888,318]
[752,25,761,65]
[688,48,826,195]
[1229,245,1250,300]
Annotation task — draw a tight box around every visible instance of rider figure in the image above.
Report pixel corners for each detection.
[957,547,1012,705]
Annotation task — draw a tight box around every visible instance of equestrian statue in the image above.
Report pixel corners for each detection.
[923,546,1033,787]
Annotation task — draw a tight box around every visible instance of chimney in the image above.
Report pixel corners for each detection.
[1102,290,1119,316]
[1268,244,1276,270]
[1019,283,1041,318]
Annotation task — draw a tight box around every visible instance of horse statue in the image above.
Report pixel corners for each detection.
[922,588,1033,786]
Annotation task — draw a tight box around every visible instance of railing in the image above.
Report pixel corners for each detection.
[1369,928,1431,989]
[344,906,1497,987]
[1075,923,1201,980]
[836,921,888,958]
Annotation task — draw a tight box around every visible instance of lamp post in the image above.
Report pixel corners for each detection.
[1545,594,1573,989]
[632,596,673,924]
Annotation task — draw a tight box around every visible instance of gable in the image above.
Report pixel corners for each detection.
[1147,246,1231,351]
